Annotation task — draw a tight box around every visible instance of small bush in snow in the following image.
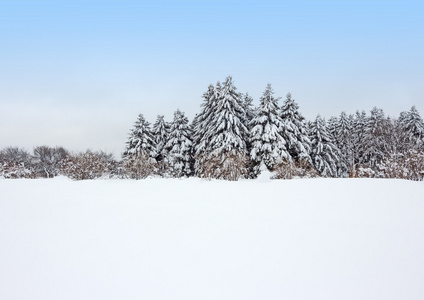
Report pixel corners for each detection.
[61,150,113,180]
[0,147,34,179]
[123,152,156,180]
[272,160,318,180]
[0,162,35,179]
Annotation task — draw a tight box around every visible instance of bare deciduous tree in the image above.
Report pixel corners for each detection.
[32,146,69,178]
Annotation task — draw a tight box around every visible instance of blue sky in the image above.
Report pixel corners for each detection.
[1,0,423,156]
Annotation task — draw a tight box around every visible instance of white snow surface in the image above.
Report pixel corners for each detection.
[1,177,423,300]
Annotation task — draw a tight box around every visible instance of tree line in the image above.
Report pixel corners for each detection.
[1,76,423,181]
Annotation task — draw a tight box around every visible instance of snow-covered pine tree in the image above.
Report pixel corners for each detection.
[383,116,396,154]
[335,111,354,177]
[193,83,219,176]
[166,109,193,177]
[362,107,390,170]
[395,111,409,153]
[203,76,249,180]
[124,114,157,157]
[152,115,170,175]
[352,110,367,166]
[123,114,157,179]
[189,114,199,173]
[327,116,338,142]
[399,106,424,151]
[152,115,170,159]
[191,113,200,137]
[242,92,256,177]
[250,84,289,174]
[243,92,255,131]
[279,93,312,163]
[309,115,339,177]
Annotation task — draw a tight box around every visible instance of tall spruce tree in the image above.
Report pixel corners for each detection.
[383,116,396,154]
[243,92,256,177]
[203,76,249,180]
[152,115,170,161]
[309,116,339,177]
[166,110,193,177]
[152,115,170,175]
[250,84,289,173]
[399,106,424,150]
[124,114,156,158]
[352,110,367,165]
[243,92,256,131]
[194,85,219,152]
[123,114,157,179]
[363,107,390,168]
[327,116,338,142]
[335,111,354,176]
[396,111,409,153]
[193,83,220,176]
[279,93,312,163]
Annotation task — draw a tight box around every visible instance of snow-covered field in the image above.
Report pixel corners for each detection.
[0,177,423,300]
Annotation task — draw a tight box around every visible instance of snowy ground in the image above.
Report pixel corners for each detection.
[0,177,423,300]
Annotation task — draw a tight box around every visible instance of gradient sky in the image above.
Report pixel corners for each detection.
[1,0,423,157]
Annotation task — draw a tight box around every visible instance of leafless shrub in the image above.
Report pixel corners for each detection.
[377,150,424,181]
[351,164,376,178]
[197,153,249,181]
[273,160,318,179]
[123,151,156,180]
[0,162,35,179]
[61,150,112,180]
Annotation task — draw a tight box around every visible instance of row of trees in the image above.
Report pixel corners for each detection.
[0,146,69,179]
[122,76,424,181]
[0,146,123,180]
[2,76,423,181]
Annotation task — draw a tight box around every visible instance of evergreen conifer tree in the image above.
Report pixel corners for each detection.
[242,92,256,177]
[352,110,367,165]
[124,114,156,158]
[327,116,338,143]
[250,84,289,173]
[123,114,157,179]
[363,107,390,168]
[243,92,255,131]
[396,111,409,153]
[309,115,339,177]
[400,106,424,150]
[335,111,354,176]
[279,93,312,163]
[193,83,220,176]
[203,76,249,180]
[152,115,170,175]
[166,110,193,177]
[152,115,169,160]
